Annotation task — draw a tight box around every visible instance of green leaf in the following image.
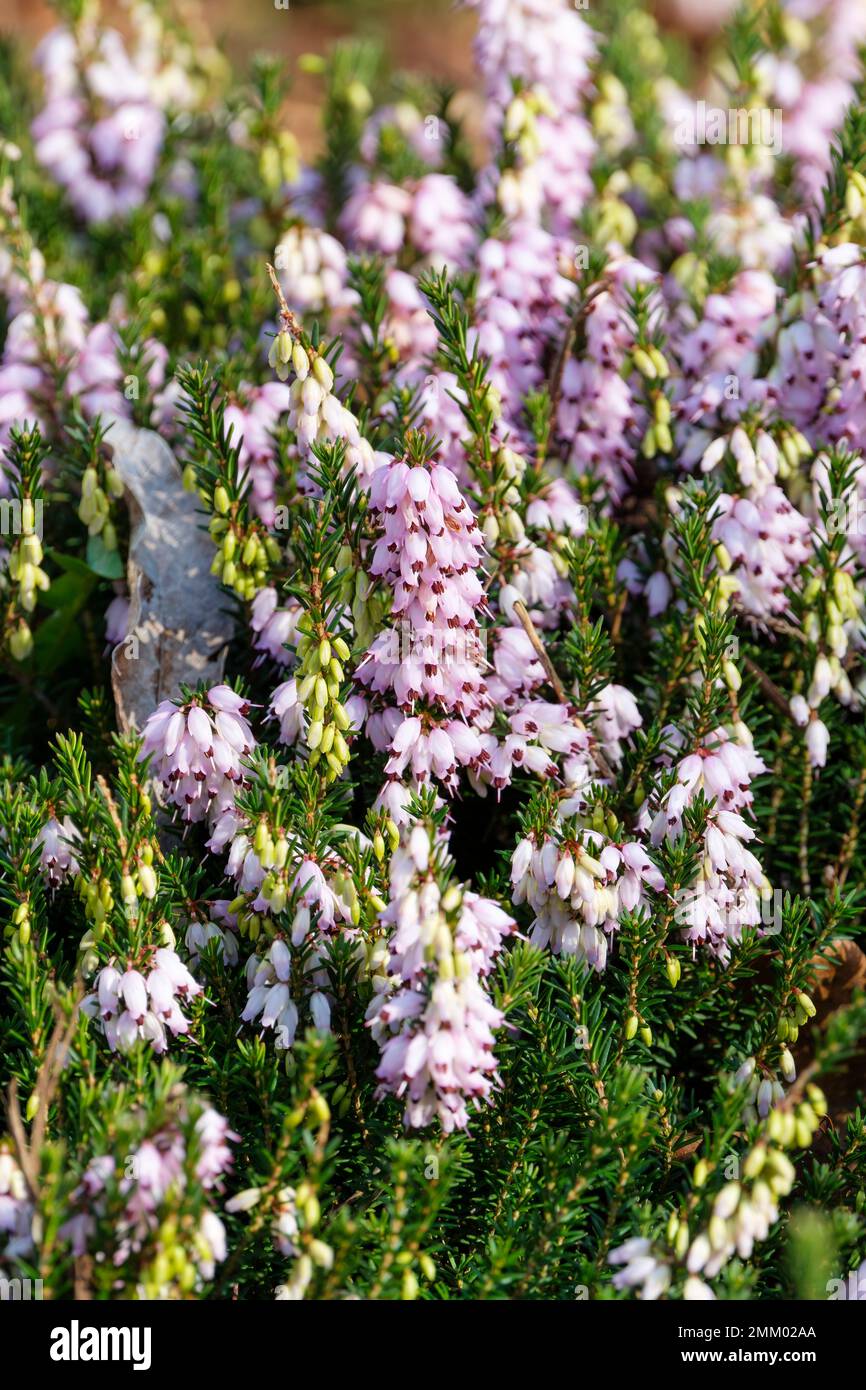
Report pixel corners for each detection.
[39,568,96,614]
[86,532,124,579]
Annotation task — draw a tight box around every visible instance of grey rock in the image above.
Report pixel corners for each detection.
[108,417,234,733]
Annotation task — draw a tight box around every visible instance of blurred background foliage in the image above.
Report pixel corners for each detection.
[0,0,737,158]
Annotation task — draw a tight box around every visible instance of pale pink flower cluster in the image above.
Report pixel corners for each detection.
[499,534,571,621]
[790,694,831,770]
[483,700,590,791]
[463,0,596,232]
[590,684,645,767]
[373,971,507,1133]
[775,247,866,455]
[368,823,513,1132]
[192,1106,238,1189]
[697,424,788,490]
[340,174,474,268]
[184,917,239,968]
[274,224,356,319]
[241,936,331,1051]
[268,677,305,746]
[511,830,663,968]
[340,180,412,258]
[83,949,203,1054]
[59,1104,234,1282]
[673,271,777,436]
[0,245,168,483]
[32,26,164,224]
[281,340,387,488]
[250,586,302,667]
[358,452,494,800]
[475,223,573,428]
[138,685,256,824]
[364,456,485,650]
[757,0,866,202]
[712,487,811,622]
[464,0,595,125]
[35,814,81,888]
[409,174,476,267]
[486,624,546,710]
[0,1148,34,1273]
[609,1237,673,1302]
[610,1136,795,1300]
[0,278,129,474]
[370,711,492,805]
[558,256,660,504]
[640,728,771,962]
[663,0,866,278]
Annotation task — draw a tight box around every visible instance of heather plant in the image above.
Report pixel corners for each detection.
[1,0,866,1305]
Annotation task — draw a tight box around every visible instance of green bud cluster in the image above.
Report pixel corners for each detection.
[664,954,681,988]
[775,424,812,477]
[805,570,863,667]
[79,459,124,548]
[259,131,300,193]
[208,512,281,602]
[252,819,292,915]
[776,990,816,1045]
[502,89,553,163]
[765,1084,827,1149]
[268,329,335,395]
[624,1012,652,1046]
[295,617,353,781]
[228,826,357,937]
[592,175,638,248]
[398,1247,437,1300]
[228,864,280,939]
[140,1214,216,1298]
[72,850,158,960]
[247,817,361,928]
[5,497,48,660]
[591,73,632,157]
[126,844,159,906]
[672,1142,801,1277]
[670,251,709,304]
[844,169,866,224]
[4,899,32,947]
[227,900,273,942]
[632,344,669,382]
[641,390,673,459]
[75,874,115,969]
[77,873,114,932]
[371,815,400,865]
[344,550,387,650]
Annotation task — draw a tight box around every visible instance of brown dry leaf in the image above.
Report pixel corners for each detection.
[810,938,866,1017]
[108,418,234,734]
[794,938,866,1132]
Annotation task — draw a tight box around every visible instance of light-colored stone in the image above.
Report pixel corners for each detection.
[108,418,234,733]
